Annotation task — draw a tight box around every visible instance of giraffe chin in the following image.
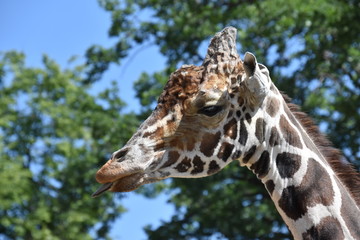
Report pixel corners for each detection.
[110,172,146,192]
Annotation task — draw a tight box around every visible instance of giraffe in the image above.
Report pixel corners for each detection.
[92,27,360,239]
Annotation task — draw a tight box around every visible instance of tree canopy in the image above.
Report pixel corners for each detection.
[1,0,359,239]
[0,52,139,239]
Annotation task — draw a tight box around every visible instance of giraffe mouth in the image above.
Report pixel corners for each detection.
[91,182,113,197]
[93,150,167,197]
[92,173,142,197]
[92,172,159,197]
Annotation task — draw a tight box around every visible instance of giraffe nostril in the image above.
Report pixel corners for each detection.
[112,148,129,161]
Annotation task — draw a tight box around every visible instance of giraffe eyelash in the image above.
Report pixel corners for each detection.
[198,105,224,117]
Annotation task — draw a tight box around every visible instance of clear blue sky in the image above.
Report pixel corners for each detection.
[0,1,174,239]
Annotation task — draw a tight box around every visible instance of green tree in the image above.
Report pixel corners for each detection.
[0,51,139,239]
[93,0,360,164]
[84,0,359,239]
[2,0,359,239]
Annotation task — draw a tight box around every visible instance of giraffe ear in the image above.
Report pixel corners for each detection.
[242,52,271,104]
[243,52,258,76]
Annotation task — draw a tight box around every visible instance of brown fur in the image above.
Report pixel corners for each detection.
[282,93,360,206]
[157,65,203,112]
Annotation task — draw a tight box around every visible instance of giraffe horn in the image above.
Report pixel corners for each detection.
[203,26,239,66]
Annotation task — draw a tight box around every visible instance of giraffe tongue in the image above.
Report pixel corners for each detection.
[91,182,113,198]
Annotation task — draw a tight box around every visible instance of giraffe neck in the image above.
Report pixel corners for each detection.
[238,90,360,239]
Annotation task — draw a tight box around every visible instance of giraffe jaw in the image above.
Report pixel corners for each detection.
[92,173,148,197]
[92,171,165,197]
[92,173,142,197]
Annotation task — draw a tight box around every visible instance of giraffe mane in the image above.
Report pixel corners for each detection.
[282,93,360,206]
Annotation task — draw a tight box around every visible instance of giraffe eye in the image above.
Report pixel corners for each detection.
[198,105,223,117]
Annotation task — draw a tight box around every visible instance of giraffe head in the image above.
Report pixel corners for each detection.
[92,27,273,197]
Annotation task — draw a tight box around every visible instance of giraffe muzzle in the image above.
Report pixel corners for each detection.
[92,172,154,197]
[93,156,152,196]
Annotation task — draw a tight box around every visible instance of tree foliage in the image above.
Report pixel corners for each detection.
[0,52,139,239]
[1,0,359,239]
[93,0,360,163]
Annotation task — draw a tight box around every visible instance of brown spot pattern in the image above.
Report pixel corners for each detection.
[223,118,238,140]
[175,157,192,172]
[239,120,248,145]
[269,127,280,147]
[200,132,221,157]
[169,137,185,150]
[161,151,180,168]
[238,97,244,106]
[275,152,301,178]
[266,97,280,117]
[302,217,344,240]
[278,186,304,220]
[191,156,205,174]
[143,127,165,140]
[207,160,220,175]
[186,137,196,151]
[265,180,275,195]
[245,113,252,124]
[280,115,303,149]
[232,150,242,160]
[227,110,233,119]
[278,158,334,220]
[255,118,266,143]
[217,142,234,162]
[242,145,257,164]
[250,151,270,179]
[154,141,165,151]
[143,131,152,138]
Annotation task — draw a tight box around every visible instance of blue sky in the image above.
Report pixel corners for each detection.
[0,1,174,239]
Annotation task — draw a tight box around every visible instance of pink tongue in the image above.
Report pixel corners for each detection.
[91,182,113,198]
